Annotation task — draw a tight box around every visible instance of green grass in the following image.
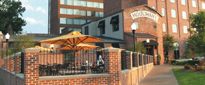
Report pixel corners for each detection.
[173,68,205,85]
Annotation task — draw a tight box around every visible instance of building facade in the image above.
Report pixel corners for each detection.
[103,0,205,59]
[49,0,104,35]
[82,5,164,64]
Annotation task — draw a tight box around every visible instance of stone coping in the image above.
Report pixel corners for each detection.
[39,73,110,80]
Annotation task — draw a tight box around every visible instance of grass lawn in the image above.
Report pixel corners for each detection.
[173,68,205,85]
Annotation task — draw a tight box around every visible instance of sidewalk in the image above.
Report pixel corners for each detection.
[139,64,178,85]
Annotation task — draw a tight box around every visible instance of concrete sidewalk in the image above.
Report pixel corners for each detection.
[139,65,178,85]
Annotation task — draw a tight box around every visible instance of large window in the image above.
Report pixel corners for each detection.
[170,0,175,3]
[161,8,165,16]
[171,9,176,18]
[183,26,188,33]
[192,0,197,7]
[60,0,103,9]
[60,18,66,24]
[202,2,205,9]
[181,0,186,5]
[172,24,178,33]
[162,23,166,32]
[182,11,187,19]
[110,15,119,32]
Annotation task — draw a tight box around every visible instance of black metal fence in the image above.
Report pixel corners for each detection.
[38,49,106,76]
[121,51,154,70]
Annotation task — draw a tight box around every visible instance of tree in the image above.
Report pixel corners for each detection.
[190,11,205,32]
[129,42,146,53]
[163,34,175,62]
[0,0,26,34]
[12,35,35,53]
[187,11,205,57]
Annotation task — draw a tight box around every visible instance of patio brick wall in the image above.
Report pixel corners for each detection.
[23,48,122,85]
[21,47,153,85]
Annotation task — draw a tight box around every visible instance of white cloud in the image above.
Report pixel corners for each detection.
[20,0,47,15]
[24,17,43,25]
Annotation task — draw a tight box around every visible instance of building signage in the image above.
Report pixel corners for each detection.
[131,11,159,22]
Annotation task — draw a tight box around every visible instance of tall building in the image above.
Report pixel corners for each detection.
[103,0,205,58]
[49,0,104,35]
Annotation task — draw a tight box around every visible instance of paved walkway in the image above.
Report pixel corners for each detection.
[139,65,178,85]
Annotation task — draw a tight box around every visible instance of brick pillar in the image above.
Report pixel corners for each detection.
[103,48,122,85]
[24,49,40,85]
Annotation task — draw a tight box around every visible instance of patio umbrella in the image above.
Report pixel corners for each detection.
[59,44,99,51]
[40,31,101,47]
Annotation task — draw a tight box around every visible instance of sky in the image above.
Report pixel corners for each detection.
[20,0,48,34]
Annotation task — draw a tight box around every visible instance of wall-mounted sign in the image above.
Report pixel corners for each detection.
[131,11,159,22]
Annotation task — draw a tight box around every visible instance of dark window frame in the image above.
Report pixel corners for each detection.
[110,15,119,32]
[98,20,105,35]
[84,26,89,35]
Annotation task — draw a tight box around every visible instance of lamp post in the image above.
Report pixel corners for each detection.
[5,33,10,70]
[173,42,179,59]
[0,32,3,59]
[131,22,139,52]
[146,39,150,55]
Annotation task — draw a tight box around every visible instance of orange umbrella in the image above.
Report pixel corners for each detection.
[40,31,101,47]
[59,44,99,51]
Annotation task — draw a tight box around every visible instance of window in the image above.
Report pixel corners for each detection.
[170,0,175,3]
[162,23,166,32]
[67,0,73,5]
[66,19,73,24]
[99,3,104,8]
[60,27,65,34]
[171,9,176,18]
[181,0,186,5]
[84,26,89,35]
[73,9,80,15]
[202,2,205,9]
[60,0,65,4]
[161,8,165,16]
[172,24,178,33]
[95,43,104,48]
[110,15,119,32]
[60,8,67,14]
[112,43,120,48]
[192,0,197,7]
[183,26,188,33]
[98,20,105,35]
[73,19,80,25]
[60,18,66,24]
[87,11,91,16]
[80,10,86,16]
[182,11,187,19]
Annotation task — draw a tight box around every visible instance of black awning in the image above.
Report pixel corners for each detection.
[143,40,158,46]
[110,15,119,24]
[98,20,105,28]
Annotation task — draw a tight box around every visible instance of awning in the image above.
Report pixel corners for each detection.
[98,20,105,28]
[143,40,158,46]
[110,15,119,24]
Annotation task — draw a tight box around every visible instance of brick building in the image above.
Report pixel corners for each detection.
[49,0,104,35]
[81,0,205,62]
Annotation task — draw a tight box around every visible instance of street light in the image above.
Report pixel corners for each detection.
[146,39,150,55]
[4,33,10,72]
[131,22,139,52]
[173,42,179,59]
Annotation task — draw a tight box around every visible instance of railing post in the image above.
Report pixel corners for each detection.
[24,48,40,85]
[103,48,122,85]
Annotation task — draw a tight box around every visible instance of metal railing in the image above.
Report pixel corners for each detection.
[121,51,154,70]
[38,49,106,76]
